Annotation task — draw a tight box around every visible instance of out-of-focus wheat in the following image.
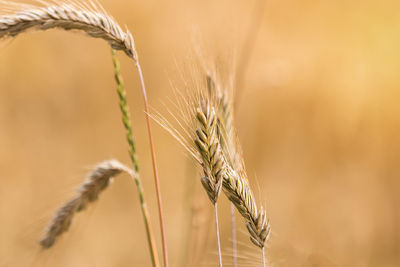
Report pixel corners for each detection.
[40,160,135,248]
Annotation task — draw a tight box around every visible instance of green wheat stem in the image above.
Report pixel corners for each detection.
[111,48,160,267]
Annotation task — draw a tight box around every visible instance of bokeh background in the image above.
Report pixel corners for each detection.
[0,0,399,266]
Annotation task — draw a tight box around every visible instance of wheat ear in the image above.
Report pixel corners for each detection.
[206,75,241,171]
[40,160,134,248]
[194,100,225,267]
[223,167,271,248]
[0,1,137,59]
[195,101,225,204]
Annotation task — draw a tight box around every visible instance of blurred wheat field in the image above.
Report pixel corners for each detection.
[0,0,399,266]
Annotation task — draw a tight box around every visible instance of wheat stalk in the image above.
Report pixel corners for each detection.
[111,49,160,267]
[40,160,135,248]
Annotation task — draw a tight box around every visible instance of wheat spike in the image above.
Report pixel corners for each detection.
[0,1,137,60]
[223,166,270,248]
[195,100,226,205]
[40,159,135,248]
[153,61,270,264]
[206,74,244,176]
[206,73,271,250]
[194,98,226,267]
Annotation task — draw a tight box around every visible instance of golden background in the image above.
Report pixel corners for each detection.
[0,0,399,266]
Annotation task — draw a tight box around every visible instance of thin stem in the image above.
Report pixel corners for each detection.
[262,247,266,267]
[214,203,223,267]
[230,203,238,267]
[111,49,160,267]
[134,178,160,267]
[135,61,169,267]
[180,159,196,267]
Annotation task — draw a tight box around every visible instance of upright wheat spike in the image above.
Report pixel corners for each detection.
[195,101,225,204]
[40,160,135,248]
[156,92,226,265]
[206,75,242,172]
[154,93,226,265]
[195,100,225,267]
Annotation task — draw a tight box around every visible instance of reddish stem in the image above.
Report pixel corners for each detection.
[135,62,169,267]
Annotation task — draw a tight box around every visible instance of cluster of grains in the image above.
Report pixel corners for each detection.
[165,70,271,255]
[195,100,226,204]
[207,75,243,173]
[0,2,137,59]
[40,160,135,248]
[224,167,270,248]
[206,73,271,249]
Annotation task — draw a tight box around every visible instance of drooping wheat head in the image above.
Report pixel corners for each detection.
[40,160,135,248]
[0,0,137,60]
